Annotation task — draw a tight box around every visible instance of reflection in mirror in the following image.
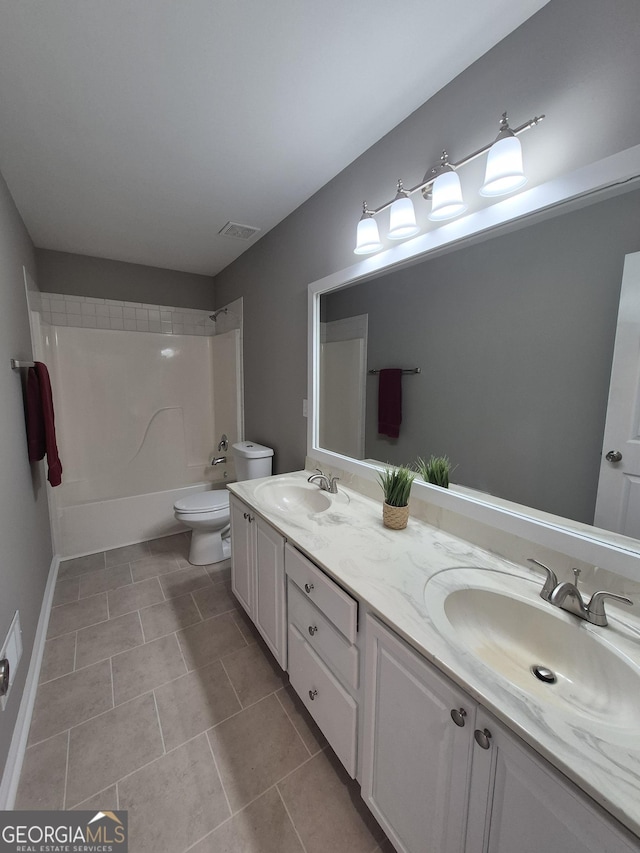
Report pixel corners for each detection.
[319,186,640,534]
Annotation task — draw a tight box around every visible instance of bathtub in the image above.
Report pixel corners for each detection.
[58,482,229,559]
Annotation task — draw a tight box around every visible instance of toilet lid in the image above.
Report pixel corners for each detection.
[174,490,230,513]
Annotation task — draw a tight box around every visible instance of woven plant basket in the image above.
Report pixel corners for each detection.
[383,502,410,530]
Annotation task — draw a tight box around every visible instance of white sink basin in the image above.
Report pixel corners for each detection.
[424,568,640,730]
[254,477,334,514]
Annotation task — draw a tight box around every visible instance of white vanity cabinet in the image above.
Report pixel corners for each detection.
[285,543,359,778]
[362,614,638,853]
[362,613,475,853]
[229,494,287,669]
[465,710,640,853]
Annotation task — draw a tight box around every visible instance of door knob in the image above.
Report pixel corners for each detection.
[450,708,467,727]
[474,728,492,749]
[606,450,622,463]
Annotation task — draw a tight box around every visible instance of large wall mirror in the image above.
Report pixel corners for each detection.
[309,146,640,571]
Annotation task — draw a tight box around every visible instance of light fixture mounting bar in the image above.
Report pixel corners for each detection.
[365,113,545,217]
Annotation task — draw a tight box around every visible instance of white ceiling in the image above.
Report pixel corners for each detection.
[0,1,549,277]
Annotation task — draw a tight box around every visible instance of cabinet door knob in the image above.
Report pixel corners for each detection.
[243,512,249,520]
[450,707,467,727]
[309,688,318,701]
[304,583,314,594]
[308,625,318,636]
[474,728,492,749]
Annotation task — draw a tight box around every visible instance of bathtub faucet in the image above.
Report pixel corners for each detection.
[211,456,227,466]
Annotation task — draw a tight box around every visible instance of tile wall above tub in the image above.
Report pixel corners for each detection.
[28,291,216,336]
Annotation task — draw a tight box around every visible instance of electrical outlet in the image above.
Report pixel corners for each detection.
[302,399,308,418]
[1,611,22,711]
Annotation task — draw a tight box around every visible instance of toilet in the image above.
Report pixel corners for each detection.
[174,440,274,565]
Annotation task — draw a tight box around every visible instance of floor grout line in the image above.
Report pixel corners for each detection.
[205,730,233,817]
[109,656,115,709]
[61,729,71,811]
[274,688,316,758]
[136,609,146,644]
[152,690,167,755]
[276,784,309,853]
[218,657,244,709]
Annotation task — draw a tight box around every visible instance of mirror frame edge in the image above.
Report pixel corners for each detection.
[308,144,640,580]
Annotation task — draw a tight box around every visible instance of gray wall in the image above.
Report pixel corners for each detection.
[36,249,215,310]
[0,172,53,778]
[324,189,640,524]
[213,0,640,475]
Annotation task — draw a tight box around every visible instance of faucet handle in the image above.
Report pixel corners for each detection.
[328,475,340,494]
[527,558,558,602]
[587,591,633,627]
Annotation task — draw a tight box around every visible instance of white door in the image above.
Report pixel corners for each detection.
[362,615,475,853]
[254,517,287,669]
[595,252,640,537]
[319,338,365,458]
[465,711,638,853]
[230,495,253,617]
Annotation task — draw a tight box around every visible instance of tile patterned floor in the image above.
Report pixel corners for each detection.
[16,532,392,853]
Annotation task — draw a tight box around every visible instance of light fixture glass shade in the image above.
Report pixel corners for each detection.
[429,170,467,221]
[354,215,384,255]
[387,196,420,240]
[480,135,527,197]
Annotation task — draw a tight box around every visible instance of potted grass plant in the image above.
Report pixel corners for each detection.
[417,455,452,488]
[378,465,415,529]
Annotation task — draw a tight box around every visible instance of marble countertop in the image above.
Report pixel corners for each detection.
[228,471,640,839]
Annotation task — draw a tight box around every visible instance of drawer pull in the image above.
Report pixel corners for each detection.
[474,728,492,750]
[450,708,467,727]
[309,688,318,701]
[308,625,318,636]
[304,583,314,594]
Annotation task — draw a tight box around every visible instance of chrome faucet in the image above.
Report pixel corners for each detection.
[527,558,633,627]
[211,456,227,466]
[307,468,340,494]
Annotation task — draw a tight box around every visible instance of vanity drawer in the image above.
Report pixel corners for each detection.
[288,579,359,692]
[285,544,357,643]
[288,624,358,777]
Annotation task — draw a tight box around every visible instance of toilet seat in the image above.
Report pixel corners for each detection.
[174,491,229,514]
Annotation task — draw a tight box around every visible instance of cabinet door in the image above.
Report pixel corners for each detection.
[466,711,640,853]
[230,495,253,617]
[254,516,287,669]
[362,615,476,853]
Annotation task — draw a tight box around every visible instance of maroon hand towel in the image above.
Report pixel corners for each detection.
[27,362,63,487]
[26,367,46,462]
[378,369,402,438]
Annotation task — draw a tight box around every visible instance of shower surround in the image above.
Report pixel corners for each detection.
[32,295,243,557]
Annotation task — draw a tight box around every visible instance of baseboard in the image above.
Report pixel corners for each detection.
[0,553,60,809]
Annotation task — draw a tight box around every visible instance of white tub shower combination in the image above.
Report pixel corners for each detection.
[34,297,243,557]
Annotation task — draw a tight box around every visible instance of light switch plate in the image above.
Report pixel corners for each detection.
[1,611,22,711]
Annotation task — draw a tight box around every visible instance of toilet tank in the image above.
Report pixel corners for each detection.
[232,441,274,481]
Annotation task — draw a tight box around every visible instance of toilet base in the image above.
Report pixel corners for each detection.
[188,529,231,565]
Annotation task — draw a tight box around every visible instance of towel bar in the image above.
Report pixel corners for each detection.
[10,359,35,369]
[368,367,421,375]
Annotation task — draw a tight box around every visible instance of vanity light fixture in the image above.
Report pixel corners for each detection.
[353,110,545,255]
[428,152,467,222]
[354,203,384,255]
[387,180,420,239]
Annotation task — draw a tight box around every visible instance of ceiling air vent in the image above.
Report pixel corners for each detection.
[218,221,261,240]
